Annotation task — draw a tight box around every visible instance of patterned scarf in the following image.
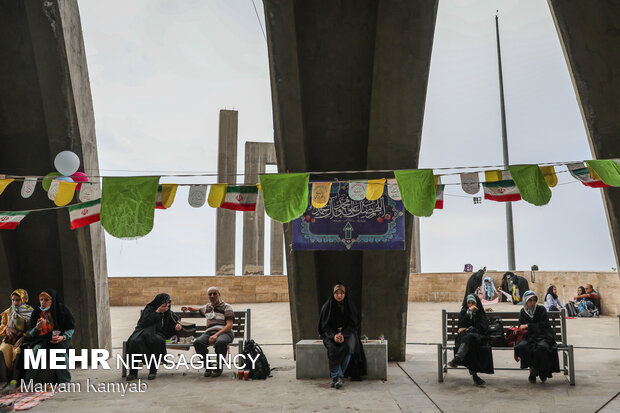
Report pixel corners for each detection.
[522,290,537,319]
[8,289,34,332]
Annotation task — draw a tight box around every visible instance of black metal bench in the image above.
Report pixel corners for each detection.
[121,309,251,377]
[437,309,575,385]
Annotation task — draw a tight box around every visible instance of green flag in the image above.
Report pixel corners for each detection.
[260,173,309,223]
[508,165,552,206]
[585,160,620,187]
[393,169,435,217]
[101,176,160,239]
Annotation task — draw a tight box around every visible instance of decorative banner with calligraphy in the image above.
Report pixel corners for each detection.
[292,183,405,251]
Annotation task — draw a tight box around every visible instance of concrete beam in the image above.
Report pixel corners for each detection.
[548,1,620,272]
[215,110,238,275]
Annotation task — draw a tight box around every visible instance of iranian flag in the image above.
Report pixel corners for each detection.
[0,211,29,230]
[68,199,101,230]
[435,184,444,209]
[220,186,258,211]
[482,180,521,202]
[567,163,611,188]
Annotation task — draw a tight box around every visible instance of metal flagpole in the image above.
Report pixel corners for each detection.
[495,13,516,271]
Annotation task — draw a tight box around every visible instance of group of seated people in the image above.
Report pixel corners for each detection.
[0,288,75,385]
[545,284,601,317]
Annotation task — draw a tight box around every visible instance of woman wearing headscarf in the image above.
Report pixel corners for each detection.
[318,284,366,389]
[462,268,486,306]
[544,285,563,312]
[503,272,530,305]
[125,293,181,381]
[448,294,493,385]
[23,289,75,384]
[513,291,560,383]
[0,289,33,381]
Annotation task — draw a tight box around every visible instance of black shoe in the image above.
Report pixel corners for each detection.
[211,369,222,378]
[528,374,536,384]
[448,356,461,368]
[539,374,547,383]
[126,373,137,382]
[334,377,344,389]
[472,375,486,386]
[203,370,212,377]
[331,377,337,388]
[147,372,157,380]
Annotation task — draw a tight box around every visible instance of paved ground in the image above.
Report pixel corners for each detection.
[34,302,619,412]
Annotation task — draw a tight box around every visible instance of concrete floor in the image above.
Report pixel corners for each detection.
[35,302,619,412]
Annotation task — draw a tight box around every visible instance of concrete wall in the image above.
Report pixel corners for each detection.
[109,271,619,315]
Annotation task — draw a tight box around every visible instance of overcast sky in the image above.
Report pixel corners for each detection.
[79,0,617,276]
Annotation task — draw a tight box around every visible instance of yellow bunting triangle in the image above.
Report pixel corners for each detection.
[539,165,557,188]
[160,184,178,209]
[311,182,332,208]
[208,184,228,208]
[485,170,502,182]
[365,178,386,201]
[54,182,78,206]
[0,179,15,196]
[587,164,602,181]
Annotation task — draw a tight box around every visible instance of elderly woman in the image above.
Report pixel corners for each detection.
[318,284,366,389]
[448,294,493,385]
[0,289,33,381]
[514,291,560,383]
[23,289,75,384]
[126,293,181,381]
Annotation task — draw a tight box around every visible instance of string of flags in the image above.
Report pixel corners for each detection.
[0,159,618,239]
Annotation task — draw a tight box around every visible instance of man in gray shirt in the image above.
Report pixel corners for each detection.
[182,286,234,377]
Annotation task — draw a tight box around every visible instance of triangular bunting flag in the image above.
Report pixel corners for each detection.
[68,199,101,230]
[567,163,610,188]
[221,185,258,211]
[54,181,78,206]
[435,184,445,209]
[394,169,436,217]
[509,165,551,206]
[311,182,332,209]
[0,178,15,196]
[260,173,310,223]
[21,177,37,198]
[482,180,521,202]
[0,211,29,230]
[460,172,480,194]
[365,178,385,201]
[348,181,367,201]
[585,160,620,187]
[540,166,557,188]
[188,184,207,208]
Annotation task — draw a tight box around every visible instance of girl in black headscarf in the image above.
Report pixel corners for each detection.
[126,293,181,381]
[23,289,75,384]
[318,284,366,389]
[449,294,493,385]
[513,291,560,383]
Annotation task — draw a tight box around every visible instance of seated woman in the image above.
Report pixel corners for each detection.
[318,284,366,389]
[0,289,33,382]
[23,289,75,384]
[514,291,560,383]
[126,293,181,381]
[448,294,493,385]
[544,285,563,312]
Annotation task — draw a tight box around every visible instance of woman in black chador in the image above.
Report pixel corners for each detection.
[318,284,366,389]
[125,293,181,381]
[448,294,494,385]
[514,290,560,383]
[462,268,485,304]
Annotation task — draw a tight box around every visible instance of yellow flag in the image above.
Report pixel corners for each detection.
[256,183,262,191]
[365,178,386,201]
[434,175,442,185]
[311,182,332,209]
[54,182,78,206]
[587,164,602,181]
[485,170,502,182]
[540,165,558,188]
[0,179,15,196]
[208,184,228,208]
[160,184,178,209]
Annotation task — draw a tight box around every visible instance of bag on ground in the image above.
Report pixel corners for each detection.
[242,339,271,380]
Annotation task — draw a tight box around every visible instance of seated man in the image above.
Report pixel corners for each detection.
[182,287,234,377]
[573,284,601,315]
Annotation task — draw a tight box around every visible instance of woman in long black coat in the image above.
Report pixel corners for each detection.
[126,293,181,381]
[462,268,485,305]
[449,294,493,385]
[318,284,366,389]
[514,290,560,383]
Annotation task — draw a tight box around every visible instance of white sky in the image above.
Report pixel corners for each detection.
[79,0,617,276]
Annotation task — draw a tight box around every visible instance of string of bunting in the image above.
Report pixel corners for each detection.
[0,159,618,238]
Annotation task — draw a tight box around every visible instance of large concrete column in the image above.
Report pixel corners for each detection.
[264,0,438,360]
[270,220,284,275]
[242,142,277,274]
[410,216,421,273]
[0,0,110,350]
[548,1,620,272]
[215,110,238,275]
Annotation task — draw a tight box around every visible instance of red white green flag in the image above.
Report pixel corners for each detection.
[435,184,444,209]
[0,211,29,230]
[482,180,521,202]
[68,199,101,230]
[567,163,611,188]
[220,185,258,211]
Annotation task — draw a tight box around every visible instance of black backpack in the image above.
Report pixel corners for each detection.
[242,339,271,380]
[487,316,507,347]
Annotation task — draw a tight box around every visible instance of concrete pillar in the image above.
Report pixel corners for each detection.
[410,216,421,274]
[548,1,620,273]
[264,0,438,360]
[0,0,110,350]
[270,220,284,275]
[215,110,238,275]
[242,142,277,275]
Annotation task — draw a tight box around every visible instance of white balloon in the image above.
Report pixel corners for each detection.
[54,151,80,176]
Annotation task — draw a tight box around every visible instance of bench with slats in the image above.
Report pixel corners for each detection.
[121,309,251,377]
[437,309,575,385]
